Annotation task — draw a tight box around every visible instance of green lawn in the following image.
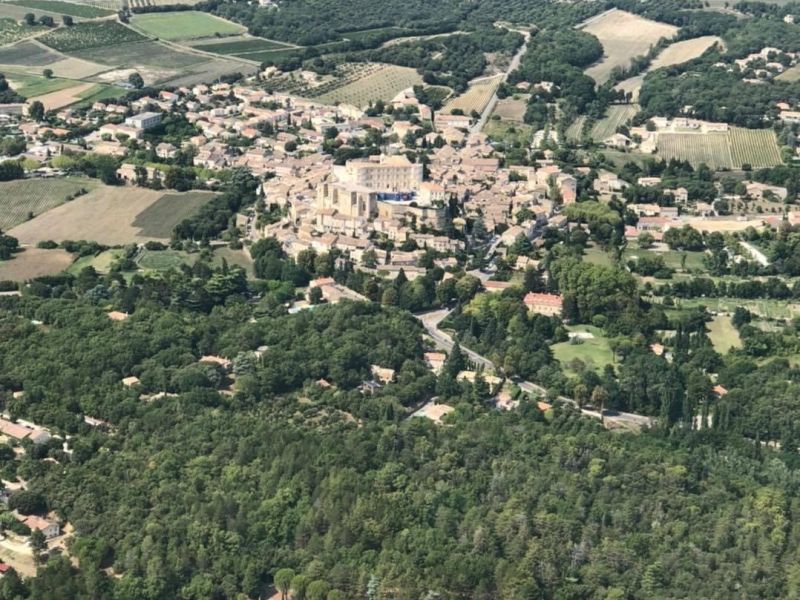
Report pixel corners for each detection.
[211,247,255,278]
[583,244,614,267]
[7,74,78,97]
[131,11,244,41]
[706,314,743,353]
[622,246,706,273]
[67,249,122,275]
[136,249,195,271]
[552,326,614,375]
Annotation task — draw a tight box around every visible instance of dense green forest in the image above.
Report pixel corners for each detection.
[4,273,800,599]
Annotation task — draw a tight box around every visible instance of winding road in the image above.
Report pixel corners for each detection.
[472,30,531,134]
[415,308,655,430]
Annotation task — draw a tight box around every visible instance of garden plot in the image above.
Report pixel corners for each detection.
[581,9,678,84]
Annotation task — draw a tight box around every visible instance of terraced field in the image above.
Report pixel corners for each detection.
[443,75,502,116]
[130,11,244,41]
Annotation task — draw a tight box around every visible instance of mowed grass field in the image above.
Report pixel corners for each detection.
[443,75,502,116]
[552,326,614,374]
[707,314,743,354]
[9,185,215,244]
[8,0,112,17]
[189,36,292,55]
[656,127,782,169]
[0,248,74,281]
[0,177,98,230]
[314,64,423,107]
[582,9,678,84]
[131,11,245,41]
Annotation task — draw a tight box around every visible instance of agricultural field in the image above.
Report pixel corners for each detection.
[8,185,214,245]
[582,9,678,84]
[707,314,743,354]
[211,247,254,277]
[729,127,782,168]
[73,82,126,106]
[0,177,98,230]
[130,11,244,41]
[39,21,146,52]
[0,41,61,67]
[490,93,528,122]
[656,132,732,170]
[566,115,587,142]
[443,75,502,116]
[189,36,292,55]
[29,80,97,109]
[0,248,74,281]
[6,73,77,97]
[311,64,423,107]
[0,1,63,21]
[616,35,722,100]
[131,191,216,238]
[0,18,45,45]
[73,39,204,68]
[591,104,638,141]
[655,127,782,169]
[7,0,112,18]
[777,64,800,82]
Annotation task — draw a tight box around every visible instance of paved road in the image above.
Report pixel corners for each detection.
[415,308,655,430]
[472,31,530,134]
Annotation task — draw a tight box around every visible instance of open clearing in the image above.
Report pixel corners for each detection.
[0,248,74,281]
[130,11,244,41]
[707,314,742,353]
[655,127,782,169]
[443,75,502,116]
[616,35,722,100]
[0,176,97,230]
[6,72,77,97]
[491,94,528,122]
[8,0,112,17]
[30,80,95,109]
[777,64,800,82]
[582,9,678,84]
[312,64,423,107]
[9,186,215,245]
[552,325,614,374]
[68,249,122,275]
